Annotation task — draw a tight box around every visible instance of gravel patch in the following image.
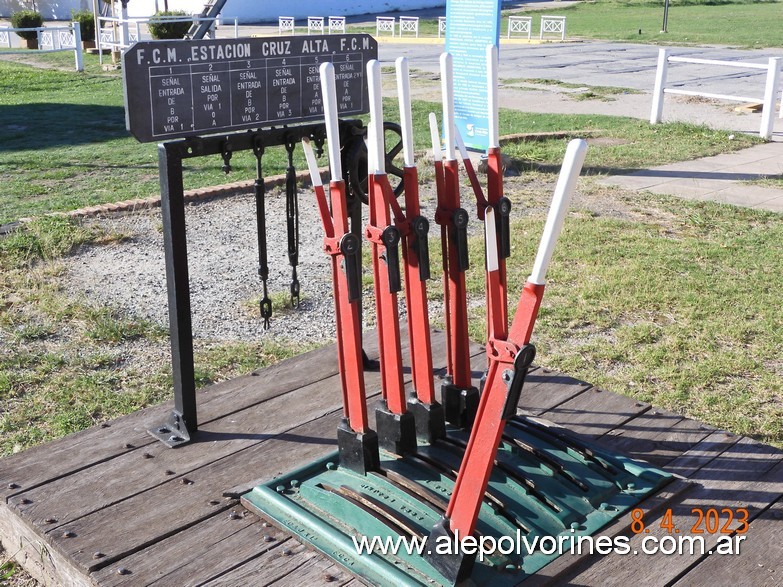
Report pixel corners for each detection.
[64,181,444,345]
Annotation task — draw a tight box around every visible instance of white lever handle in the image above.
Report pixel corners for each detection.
[440,52,456,161]
[395,57,415,168]
[529,139,588,285]
[487,45,499,149]
[319,62,342,182]
[429,112,442,162]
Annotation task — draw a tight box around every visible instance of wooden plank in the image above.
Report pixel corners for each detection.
[266,561,355,586]
[0,339,352,502]
[0,498,96,587]
[201,540,353,586]
[665,431,743,479]
[671,497,783,587]
[54,413,341,573]
[8,366,373,531]
[559,438,783,586]
[593,408,714,468]
[90,512,287,586]
[42,337,473,577]
[536,386,650,439]
[6,330,437,538]
[518,369,591,415]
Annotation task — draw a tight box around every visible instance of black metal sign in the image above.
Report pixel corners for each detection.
[122,34,377,143]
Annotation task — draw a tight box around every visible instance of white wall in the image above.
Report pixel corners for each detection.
[218,0,447,22]
[127,0,446,21]
[0,0,90,19]
[2,0,446,22]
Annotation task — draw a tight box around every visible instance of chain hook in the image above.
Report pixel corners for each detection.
[221,141,233,174]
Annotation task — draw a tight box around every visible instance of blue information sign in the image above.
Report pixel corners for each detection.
[445,0,502,151]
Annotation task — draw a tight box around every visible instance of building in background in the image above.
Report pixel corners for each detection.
[1,0,446,21]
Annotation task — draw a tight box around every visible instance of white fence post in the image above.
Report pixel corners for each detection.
[72,21,84,72]
[650,48,670,124]
[234,17,238,38]
[120,3,129,50]
[760,57,780,139]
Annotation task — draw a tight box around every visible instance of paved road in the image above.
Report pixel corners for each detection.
[381,41,783,97]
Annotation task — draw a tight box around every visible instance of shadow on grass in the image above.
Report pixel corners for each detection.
[0,103,127,150]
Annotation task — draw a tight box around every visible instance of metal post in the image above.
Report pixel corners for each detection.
[72,22,84,72]
[119,0,129,51]
[662,0,670,33]
[234,17,239,38]
[761,57,781,139]
[149,142,198,447]
[97,17,103,65]
[650,48,669,124]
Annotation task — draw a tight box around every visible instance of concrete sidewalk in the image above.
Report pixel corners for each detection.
[601,142,783,212]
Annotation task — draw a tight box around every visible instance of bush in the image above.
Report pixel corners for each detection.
[10,10,43,41]
[147,11,192,40]
[71,10,96,42]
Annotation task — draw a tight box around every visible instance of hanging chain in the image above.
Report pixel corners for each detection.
[253,138,273,329]
[285,136,301,308]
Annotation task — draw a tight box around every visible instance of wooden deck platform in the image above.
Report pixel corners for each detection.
[1,330,781,586]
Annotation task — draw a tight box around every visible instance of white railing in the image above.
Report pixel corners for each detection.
[328,16,346,34]
[540,15,566,41]
[376,16,395,37]
[0,23,83,71]
[97,16,138,61]
[650,48,781,139]
[97,15,238,63]
[507,16,532,40]
[307,16,324,35]
[438,16,446,39]
[279,16,295,35]
[399,16,419,38]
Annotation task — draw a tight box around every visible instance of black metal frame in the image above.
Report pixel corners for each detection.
[150,122,365,447]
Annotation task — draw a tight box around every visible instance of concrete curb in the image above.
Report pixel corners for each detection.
[9,169,322,229]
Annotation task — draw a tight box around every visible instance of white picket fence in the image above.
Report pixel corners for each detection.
[0,22,83,71]
[96,15,239,64]
[650,48,781,139]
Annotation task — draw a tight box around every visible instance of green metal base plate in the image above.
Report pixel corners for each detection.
[243,416,672,586]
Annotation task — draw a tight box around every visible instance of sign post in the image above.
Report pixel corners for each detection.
[445,0,502,151]
[122,34,377,143]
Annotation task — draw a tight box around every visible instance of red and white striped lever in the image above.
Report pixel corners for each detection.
[484,45,512,335]
[394,56,445,442]
[365,59,417,455]
[299,62,379,474]
[426,138,588,583]
[433,52,479,429]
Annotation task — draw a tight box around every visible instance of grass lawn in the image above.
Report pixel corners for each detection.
[0,55,759,224]
[348,0,783,49]
[465,185,783,445]
[551,0,783,48]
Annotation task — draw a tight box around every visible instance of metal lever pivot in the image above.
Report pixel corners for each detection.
[452,208,469,272]
[497,196,512,260]
[381,226,402,293]
[340,233,362,302]
[500,344,536,420]
[410,215,431,281]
